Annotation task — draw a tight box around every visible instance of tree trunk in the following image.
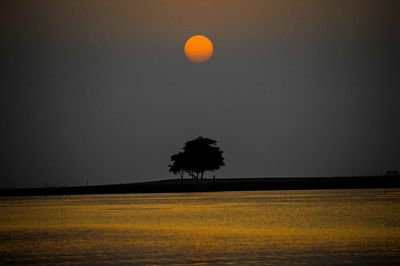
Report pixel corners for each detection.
[201,171,204,179]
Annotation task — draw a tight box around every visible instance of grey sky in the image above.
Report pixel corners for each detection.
[1,1,399,187]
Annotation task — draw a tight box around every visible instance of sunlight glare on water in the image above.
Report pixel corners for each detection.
[1,189,400,265]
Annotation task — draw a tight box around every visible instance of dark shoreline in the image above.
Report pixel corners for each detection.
[0,176,399,197]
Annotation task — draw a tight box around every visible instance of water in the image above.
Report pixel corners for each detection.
[0,189,399,265]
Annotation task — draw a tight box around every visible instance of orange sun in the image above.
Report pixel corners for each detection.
[184,35,214,63]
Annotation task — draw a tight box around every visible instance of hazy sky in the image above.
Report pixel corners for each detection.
[1,0,399,188]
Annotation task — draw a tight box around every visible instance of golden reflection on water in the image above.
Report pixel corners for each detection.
[1,189,400,265]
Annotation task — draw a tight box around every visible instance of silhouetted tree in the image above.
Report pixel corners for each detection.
[169,152,186,179]
[169,137,225,179]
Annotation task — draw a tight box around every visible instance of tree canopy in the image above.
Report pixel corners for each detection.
[169,137,225,179]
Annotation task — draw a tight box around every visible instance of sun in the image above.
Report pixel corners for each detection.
[184,35,214,63]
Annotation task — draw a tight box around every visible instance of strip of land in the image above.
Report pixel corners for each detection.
[0,176,399,197]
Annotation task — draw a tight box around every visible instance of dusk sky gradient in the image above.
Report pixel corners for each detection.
[1,0,399,187]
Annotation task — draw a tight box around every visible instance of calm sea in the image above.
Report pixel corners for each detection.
[0,189,399,265]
